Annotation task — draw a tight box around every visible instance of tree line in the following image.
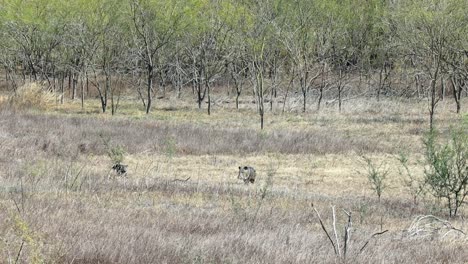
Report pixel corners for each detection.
[0,0,467,128]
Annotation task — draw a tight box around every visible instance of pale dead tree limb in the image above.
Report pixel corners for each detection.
[343,209,352,259]
[312,204,390,260]
[332,206,341,257]
[311,203,338,255]
[406,215,466,238]
[441,228,466,239]
[359,230,388,253]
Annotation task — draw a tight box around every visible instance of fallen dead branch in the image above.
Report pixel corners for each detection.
[405,215,466,240]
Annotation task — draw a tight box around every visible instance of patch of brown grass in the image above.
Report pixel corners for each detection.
[7,82,57,111]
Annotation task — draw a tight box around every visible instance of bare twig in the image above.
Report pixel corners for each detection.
[14,241,24,264]
[10,195,22,215]
[343,209,352,259]
[311,203,338,255]
[172,177,191,182]
[359,230,388,253]
[69,164,86,190]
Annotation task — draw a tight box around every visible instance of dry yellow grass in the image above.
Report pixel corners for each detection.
[7,82,57,111]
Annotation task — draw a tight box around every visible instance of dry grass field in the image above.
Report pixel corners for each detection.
[0,86,467,263]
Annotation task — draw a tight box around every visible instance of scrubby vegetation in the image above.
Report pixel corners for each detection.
[0,0,467,263]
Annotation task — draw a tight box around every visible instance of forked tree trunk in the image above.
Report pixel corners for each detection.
[254,60,265,130]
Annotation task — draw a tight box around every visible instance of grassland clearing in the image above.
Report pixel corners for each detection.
[0,91,467,263]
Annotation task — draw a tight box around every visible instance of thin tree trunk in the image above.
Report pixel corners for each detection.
[207,82,211,115]
[137,77,146,109]
[260,112,264,130]
[111,76,115,116]
[441,78,445,101]
[338,70,343,113]
[429,77,439,131]
[72,73,78,100]
[60,73,64,104]
[301,74,307,113]
[81,75,84,109]
[4,68,8,91]
[429,54,442,131]
[317,86,323,111]
[52,68,56,95]
[283,71,294,114]
[197,81,203,109]
[270,85,274,111]
[255,61,265,130]
[450,77,461,114]
[146,64,153,114]
[86,73,89,96]
[377,65,384,101]
[68,73,72,99]
[415,75,421,98]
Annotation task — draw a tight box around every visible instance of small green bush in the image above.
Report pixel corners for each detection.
[423,127,468,217]
[360,156,389,202]
[101,134,126,165]
[108,145,125,165]
[397,152,425,205]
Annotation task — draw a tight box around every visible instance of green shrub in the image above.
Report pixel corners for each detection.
[423,127,468,217]
[360,156,389,202]
[397,152,425,205]
[108,145,125,165]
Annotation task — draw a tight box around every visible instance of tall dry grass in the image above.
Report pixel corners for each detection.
[0,98,467,263]
[7,82,56,111]
[1,164,467,263]
[0,110,394,163]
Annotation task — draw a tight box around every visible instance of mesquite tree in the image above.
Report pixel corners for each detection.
[130,0,183,114]
[397,0,467,130]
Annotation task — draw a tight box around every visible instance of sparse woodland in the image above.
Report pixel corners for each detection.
[0,0,467,263]
[0,0,467,120]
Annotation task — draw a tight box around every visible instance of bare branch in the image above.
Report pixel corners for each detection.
[311,203,338,255]
[343,209,352,259]
[172,177,191,183]
[359,230,389,253]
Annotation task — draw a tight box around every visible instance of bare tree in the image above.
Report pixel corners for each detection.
[228,59,248,110]
[131,0,182,114]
